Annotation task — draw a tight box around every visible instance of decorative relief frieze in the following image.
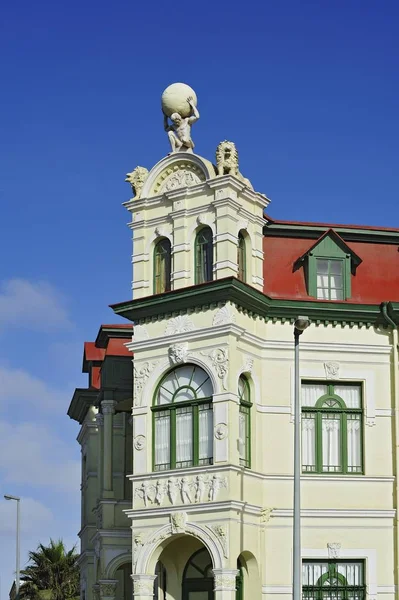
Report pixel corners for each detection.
[133,435,146,451]
[324,361,340,379]
[158,169,203,194]
[169,342,189,364]
[214,422,228,440]
[202,347,229,390]
[134,325,149,342]
[134,362,157,406]
[327,542,341,558]
[213,304,236,326]
[134,474,227,507]
[165,315,195,336]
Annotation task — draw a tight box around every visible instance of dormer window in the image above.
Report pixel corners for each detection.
[294,230,362,302]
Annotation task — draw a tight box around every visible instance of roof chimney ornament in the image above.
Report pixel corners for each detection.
[161,83,200,153]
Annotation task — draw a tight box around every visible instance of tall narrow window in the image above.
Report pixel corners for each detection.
[195,227,213,284]
[303,561,365,600]
[154,239,171,294]
[316,258,344,300]
[237,232,246,282]
[238,375,251,467]
[152,365,213,471]
[302,382,363,474]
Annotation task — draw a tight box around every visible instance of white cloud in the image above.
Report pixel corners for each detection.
[0,365,67,413]
[0,496,54,536]
[0,278,72,332]
[0,421,80,493]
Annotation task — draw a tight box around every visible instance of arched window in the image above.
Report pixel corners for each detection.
[303,560,365,600]
[152,365,213,471]
[237,232,246,282]
[301,382,363,474]
[195,227,213,284]
[154,239,171,294]
[182,548,213,598]
[238,376,252,468]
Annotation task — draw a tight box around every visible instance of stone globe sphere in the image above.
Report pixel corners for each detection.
[161,83,197,118]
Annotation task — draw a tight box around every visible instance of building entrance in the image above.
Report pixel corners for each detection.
[182,548,214,600]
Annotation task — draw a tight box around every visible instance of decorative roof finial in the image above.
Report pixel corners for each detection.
[161,83,200,154]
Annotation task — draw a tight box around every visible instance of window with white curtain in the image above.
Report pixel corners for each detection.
[301,382,363,474]
[238,375,252,467]
[303,561,365,600]
[152,365,213,471]
[316,258,344,300]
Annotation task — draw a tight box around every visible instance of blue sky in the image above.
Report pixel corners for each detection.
[0,0,398,595]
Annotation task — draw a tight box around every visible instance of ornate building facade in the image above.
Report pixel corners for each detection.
[68,91,399,600]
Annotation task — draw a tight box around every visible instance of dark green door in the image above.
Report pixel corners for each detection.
[182,548,214,600]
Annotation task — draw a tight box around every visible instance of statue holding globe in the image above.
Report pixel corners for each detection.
[161,83,200,153]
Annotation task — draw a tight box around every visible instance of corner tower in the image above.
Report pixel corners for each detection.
[124,87,269,300]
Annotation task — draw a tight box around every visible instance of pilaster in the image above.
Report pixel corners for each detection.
[96,413,104,500]
[101,398,117,498]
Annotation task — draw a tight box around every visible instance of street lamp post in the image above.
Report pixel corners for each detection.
[4,495,21,598]
[293,317,310,600]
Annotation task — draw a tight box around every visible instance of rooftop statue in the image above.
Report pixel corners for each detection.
[161,83,200,153]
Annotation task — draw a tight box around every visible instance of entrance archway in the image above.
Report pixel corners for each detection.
[182,547,214,600]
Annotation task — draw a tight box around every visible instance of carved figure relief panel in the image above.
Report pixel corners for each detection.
[133,473,227,508]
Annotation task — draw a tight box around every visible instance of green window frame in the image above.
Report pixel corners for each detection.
[152,364,213,471]
[237,232,246,282]
[154,238,172,294]
[238,375,252,468]
[303,560,365,600]
[302,382,363,475]
[195,227,213,284]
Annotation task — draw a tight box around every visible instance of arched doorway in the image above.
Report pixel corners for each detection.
[182,547,214,599]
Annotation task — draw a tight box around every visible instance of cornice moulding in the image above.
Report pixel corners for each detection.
[128,323,241,351]
[112,277,398,327]
[273,509,396,518]
[125,500,262,520]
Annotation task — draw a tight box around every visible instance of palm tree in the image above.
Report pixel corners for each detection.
[20,539,79,600]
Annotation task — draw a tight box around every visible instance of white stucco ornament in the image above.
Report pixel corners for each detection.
[161,83,198,118]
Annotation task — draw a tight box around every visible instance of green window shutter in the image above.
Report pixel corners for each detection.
[308,254,317,296]
[344,255,351,299]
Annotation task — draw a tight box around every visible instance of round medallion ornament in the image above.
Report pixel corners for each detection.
[161,83,198,118]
